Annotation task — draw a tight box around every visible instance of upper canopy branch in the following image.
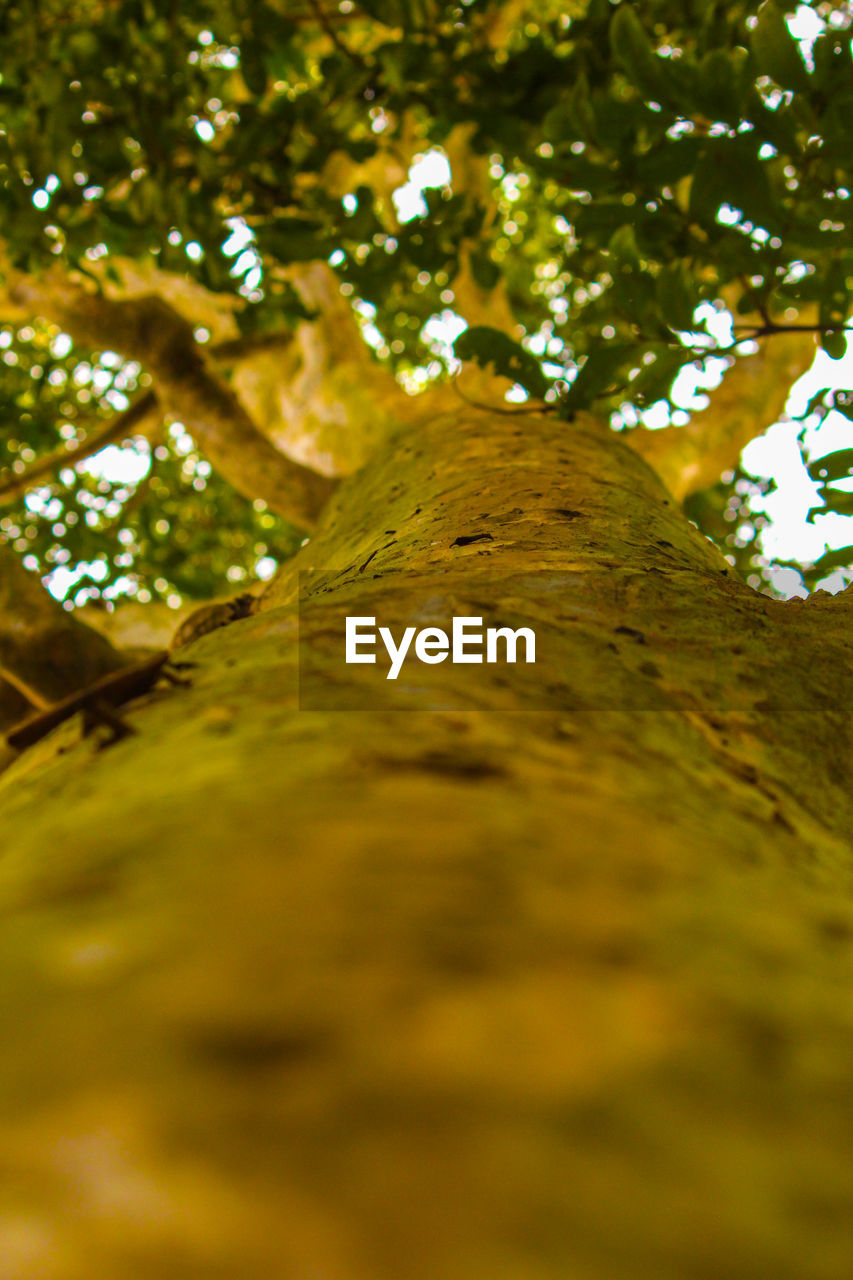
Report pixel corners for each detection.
[4,269,337,528]
[0,388,160,507]
[628,325,819,502]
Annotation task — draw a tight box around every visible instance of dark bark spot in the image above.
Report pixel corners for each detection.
[553,508,583,519]
[816,915,853,944]
[358,549,378,573]
[380,749,506,781]
[736,1011,789,1073]
[593,936,641,967]
[451,533,494,548]
[416,751,506,779]
[639,661,661,678]
[186,1024,333,1071]
[725,758,760,786]
[427,945,496,979]
[37,860,122,904]
[656,539,674,548]
[613,626,646,644]
[772,808,795,833]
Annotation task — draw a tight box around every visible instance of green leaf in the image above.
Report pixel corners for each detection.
[689,137,781,233]
[240,43,268,98]
[609,224,641,268]
[807,448,853,483]
[469,247,501,291]
[568,71,598,144]
[655,262,697,331]
[812,486,853,518]
[833,389,853,419]
[609,6,665,100]
[559,341,636,412]
[259,217,324,263]
[805,544,853,580]
[820,331,848,360]
[694,48,749,120]
[624,346,689,402]
[750,2,811,93]
[454,327,549,398]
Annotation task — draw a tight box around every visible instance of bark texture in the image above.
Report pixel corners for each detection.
[0,407,852,1280]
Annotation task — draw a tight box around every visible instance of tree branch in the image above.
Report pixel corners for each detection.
[629,326,818,501]
[0,336,297,508]
[208,331,294,363]
[307,0,369,68]
[0,545,129,704]
[5,270,337,528]
[0,389,160,507]
[0,673,35,733]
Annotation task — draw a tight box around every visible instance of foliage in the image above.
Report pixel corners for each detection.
[0,0,851,603]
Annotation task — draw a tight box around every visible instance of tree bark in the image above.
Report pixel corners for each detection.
[0,405,852,1280]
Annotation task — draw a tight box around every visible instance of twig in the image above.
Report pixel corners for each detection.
[208,331,294,362]
[307,0,369,68]
[731,322,852,337]
[0,662,50,710]
[0,389,159,507]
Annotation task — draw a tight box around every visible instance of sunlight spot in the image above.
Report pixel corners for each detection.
[392,149,452,223]
[222,217,254,256]
[80,443,151,486]
[255,555,277,579]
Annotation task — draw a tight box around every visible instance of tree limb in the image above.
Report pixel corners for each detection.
[5,270,337,528]
[0,389,160,507]
[0,545,129,704]
[629,326,819,502]
[0,335,297,508]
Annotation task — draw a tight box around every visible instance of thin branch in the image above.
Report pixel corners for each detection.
[0,663,50,710]
[0,389,159,507]
[0,333,294,507]
[731,322,852,337]
[307,0,369,68]
[208,331,294,362]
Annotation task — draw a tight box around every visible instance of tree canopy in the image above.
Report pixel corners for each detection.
[0,0,851,608]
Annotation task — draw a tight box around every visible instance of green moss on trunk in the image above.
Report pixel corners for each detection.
[1,410,852,1280]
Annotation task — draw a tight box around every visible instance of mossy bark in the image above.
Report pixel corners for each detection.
[1,409,852,1280]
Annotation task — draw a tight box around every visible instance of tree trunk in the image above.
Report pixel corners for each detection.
[1,406,852,1280]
